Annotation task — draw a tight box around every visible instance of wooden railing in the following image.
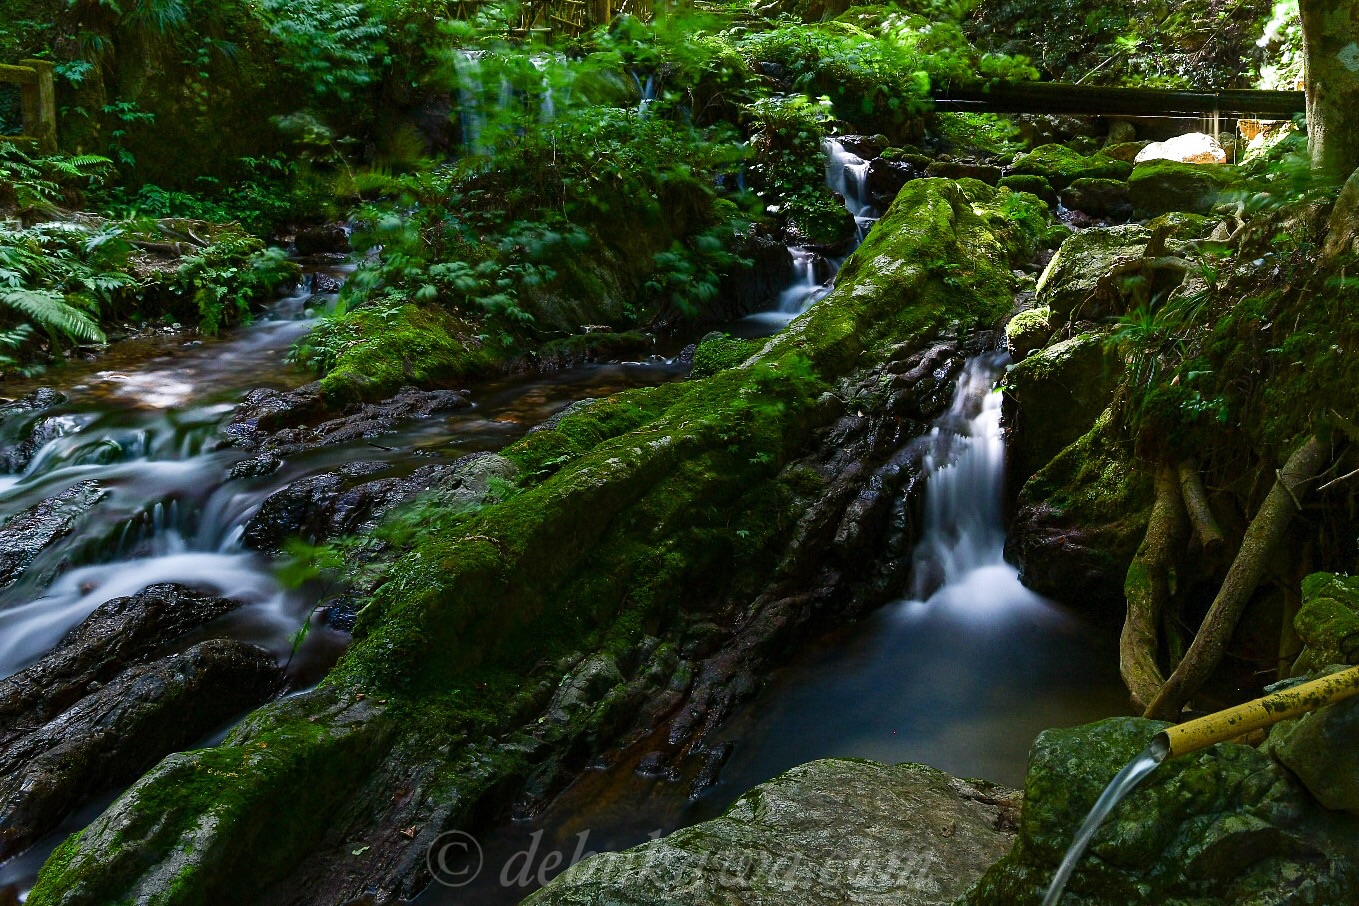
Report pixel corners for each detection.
[933,83,1306,119]
[0,59,57,153]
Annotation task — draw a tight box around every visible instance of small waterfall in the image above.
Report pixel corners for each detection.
[1041,740,1170,905]
[754,138,883,328]
[908,353,1010,599]
[898,350,1059,625]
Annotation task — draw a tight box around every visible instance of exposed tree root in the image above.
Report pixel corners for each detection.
[1121,459,1189,711]
[1178,458,1224,555]
[1145,436,1331,721]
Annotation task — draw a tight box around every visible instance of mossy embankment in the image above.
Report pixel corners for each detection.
[27,177,1048,905]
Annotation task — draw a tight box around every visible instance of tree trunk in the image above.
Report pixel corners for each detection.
[1122,461,1189,711]
[1145,436,1331,721]
[1300,0,1359,176]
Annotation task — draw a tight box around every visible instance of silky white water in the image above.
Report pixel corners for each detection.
[747,138,881,330]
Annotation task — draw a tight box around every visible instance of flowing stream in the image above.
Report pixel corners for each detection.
[426,352,1126,905]
[0,259,688,895]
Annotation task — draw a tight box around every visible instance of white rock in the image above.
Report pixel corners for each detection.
[1134,132,1227,165]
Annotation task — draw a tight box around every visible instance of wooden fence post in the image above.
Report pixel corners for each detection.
[19,60,57,153]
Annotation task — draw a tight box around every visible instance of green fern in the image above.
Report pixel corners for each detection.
[0,288,107,344]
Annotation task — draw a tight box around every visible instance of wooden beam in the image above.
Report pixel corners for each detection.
[934,82,1307,119]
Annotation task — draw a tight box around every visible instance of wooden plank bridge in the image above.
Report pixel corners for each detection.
[933,82,1306,119]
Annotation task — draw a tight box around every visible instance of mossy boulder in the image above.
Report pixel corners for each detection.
[526,758,1020,906]
[1260,574,1359,813]
[1266,680,1359,813]
[29,178,1047,905]
[1005,409,1152,611]
[964,717,1359,905]
[1099,141,1150,163]
[1060,178,1132,220]
[1007,144,1133,191]
[691,334,763,377]
[999,174,1057,206]
[1128,160,1238,217]
[305,303,497,407]
[1290,573,1359,673]
[1005,306,1053,360]
[1036,224,1150,319]
[1003,332,1121,486]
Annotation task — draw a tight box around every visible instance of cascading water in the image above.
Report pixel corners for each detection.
[907,351,1016,601]
[747,138,881,331]
[691,349,1125,798]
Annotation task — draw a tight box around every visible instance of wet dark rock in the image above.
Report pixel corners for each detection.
[243,453,518,552]
[294,224,351,256]
[0,639,281,860]
[717,233,798,317]
[230,383,328,434]
[0,481,107,591]
[1060,177,1133,220]
[321,596,362,633]
[230,453,284,480]
[241,461,390,551]
[836,134,890,159]
[885,342,963,420]
[262,386,472,457]
[0,583,245,740]
[864,157,913,206]
[309,272,344,295]
[0,388,70,472]
[528,759,1020,906]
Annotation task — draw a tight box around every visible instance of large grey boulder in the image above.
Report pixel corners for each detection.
[524,758,1019,906]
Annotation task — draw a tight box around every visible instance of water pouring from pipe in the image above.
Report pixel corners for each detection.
[1042,664,1359,904]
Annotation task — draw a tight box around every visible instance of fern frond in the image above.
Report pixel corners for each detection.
[0,288,107,344]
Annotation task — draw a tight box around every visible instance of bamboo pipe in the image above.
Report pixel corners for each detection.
[1156,665,1359,758]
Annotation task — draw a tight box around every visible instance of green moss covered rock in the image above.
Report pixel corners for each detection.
[1128,160,1238,217]
[303,303,496,407]
[1004,332,1120,485]
[999,174,1057,206]
[691,334,763,377]
[1008,144,1133,191]
[1291,573,1359,673]
[1060,177,1132,220]
[1006,408,1152,611]
[1036,224,1150,319]
[1005,306,1053,360]
[965,716,1359,905]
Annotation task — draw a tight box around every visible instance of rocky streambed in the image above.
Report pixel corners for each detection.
[6,119,1359,906]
